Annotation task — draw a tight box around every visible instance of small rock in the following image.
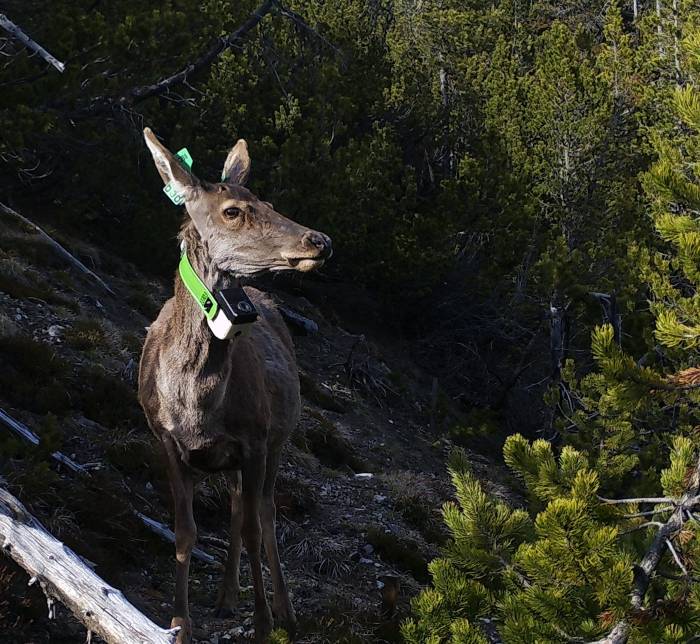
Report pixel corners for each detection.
[47,325,62,337]
[374,494,386,503]
[354,473,373,480]
[359,557,374,565]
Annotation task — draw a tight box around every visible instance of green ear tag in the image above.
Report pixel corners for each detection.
[163,147,194,205]
[176,147,193,170]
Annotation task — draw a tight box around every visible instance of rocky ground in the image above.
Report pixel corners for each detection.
[0,210,514,643]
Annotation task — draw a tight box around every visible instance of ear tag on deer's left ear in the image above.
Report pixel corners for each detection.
[163,147,193,205]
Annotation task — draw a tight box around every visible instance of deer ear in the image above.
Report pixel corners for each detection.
[222,139,251,185]
[143,127,197,195]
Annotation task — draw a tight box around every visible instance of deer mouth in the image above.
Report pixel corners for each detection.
[284,256,326,272]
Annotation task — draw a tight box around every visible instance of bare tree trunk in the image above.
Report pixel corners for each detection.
[0,487,180,644]
[590,292,622,345]
[657,0,664,57]
[672,0,680,78]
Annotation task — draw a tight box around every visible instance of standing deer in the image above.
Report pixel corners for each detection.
[138,127,332,643]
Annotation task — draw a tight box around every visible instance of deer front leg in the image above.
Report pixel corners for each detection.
[164,438,197,644]
[242,454,273,643]
[215,470,242,617]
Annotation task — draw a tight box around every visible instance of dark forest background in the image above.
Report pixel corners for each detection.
[5,0,700,641]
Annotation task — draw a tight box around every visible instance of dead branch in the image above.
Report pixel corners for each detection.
[0,14,65,72]
[134,511,220,566]
[0,487,179,644]
[82,0,276,115]
[0,202,115,297]
[598,496,674,504]
[0,407,87,475]
[588,452,700,644]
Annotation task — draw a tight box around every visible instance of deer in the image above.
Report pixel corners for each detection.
[138,127,332,644]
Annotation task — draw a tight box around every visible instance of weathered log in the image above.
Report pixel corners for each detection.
[0,14,65,72]
[0,202,116,296]
[0,487,178,644]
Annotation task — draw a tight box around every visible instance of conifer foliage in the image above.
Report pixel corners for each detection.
[405,17,700,644]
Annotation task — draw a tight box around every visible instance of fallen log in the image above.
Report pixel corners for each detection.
[279,305,319,335]
[0,407,219,564]
[0,486,178,644]
[0,407,87,475]
[0,202,116,296]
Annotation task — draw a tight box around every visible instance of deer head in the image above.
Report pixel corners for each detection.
[143,127,332,277]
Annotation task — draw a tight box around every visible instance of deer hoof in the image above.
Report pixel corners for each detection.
[214,588,239,618]
[273,600,297,636]
[214,605,236,619]
[254,605,273,643]
[171,616,192,644]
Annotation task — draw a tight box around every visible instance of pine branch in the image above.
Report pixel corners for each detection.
[588,453,700,644]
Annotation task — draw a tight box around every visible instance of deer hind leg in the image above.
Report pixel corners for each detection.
[164,436,197,644]
[261,451,296,634]
[241,453,273,643]
[215,470,243,617]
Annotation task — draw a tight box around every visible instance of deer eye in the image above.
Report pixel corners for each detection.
[224,206,242,219]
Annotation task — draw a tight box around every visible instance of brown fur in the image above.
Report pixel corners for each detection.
[138,129,331,643]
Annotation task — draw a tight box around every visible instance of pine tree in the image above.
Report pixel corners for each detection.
[406,17,700,644]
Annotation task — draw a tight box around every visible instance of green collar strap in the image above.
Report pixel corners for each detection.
[178,241,218,320]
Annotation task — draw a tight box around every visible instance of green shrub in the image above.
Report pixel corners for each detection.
[64,318,107,350]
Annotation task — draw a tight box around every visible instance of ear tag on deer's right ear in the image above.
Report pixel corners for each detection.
[163,147,193,205]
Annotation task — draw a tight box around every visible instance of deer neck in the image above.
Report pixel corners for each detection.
[174,223,238,349]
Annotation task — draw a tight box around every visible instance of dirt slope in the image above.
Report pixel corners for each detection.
[0,211,511,643]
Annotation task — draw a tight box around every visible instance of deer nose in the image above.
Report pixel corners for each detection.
[302,231,332,258]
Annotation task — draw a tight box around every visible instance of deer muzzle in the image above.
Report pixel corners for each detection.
[282,230,332,271]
